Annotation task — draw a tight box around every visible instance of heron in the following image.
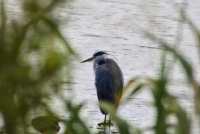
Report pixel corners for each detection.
[81,51,124,126]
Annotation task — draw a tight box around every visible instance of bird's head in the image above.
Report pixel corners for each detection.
[81,51,108,63]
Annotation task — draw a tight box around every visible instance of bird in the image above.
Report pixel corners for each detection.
[81,51,124,126]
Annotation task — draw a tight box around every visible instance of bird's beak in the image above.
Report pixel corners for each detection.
[80,57,94,63]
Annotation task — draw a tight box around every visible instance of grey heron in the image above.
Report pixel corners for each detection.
[81,51,124,126]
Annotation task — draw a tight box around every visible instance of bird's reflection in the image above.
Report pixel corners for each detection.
[96,122,119,134]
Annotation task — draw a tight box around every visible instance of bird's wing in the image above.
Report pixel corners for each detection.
[95,69,115,104]
[107,58,124,105]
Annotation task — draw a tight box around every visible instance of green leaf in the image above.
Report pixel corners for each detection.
[31,115,60,133]
[64,102,91,134]
[0,0,6,46]
[42,16,76,56]
[175,105,190,134]
[121,78,145,103]
[183,14,200,57]
[163,45,194,83]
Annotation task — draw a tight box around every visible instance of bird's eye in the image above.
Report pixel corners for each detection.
[98,60,106,65]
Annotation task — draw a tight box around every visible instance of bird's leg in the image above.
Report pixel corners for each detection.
[103,114,107,132]
[108,115,113,126]
[108,115,111,127]
[98,114,107,127]
[108,115,111,133]
[104,114,107,125]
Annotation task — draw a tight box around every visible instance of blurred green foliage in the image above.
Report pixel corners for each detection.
[0,0,74,133]
[121,11,199,134]
[32,116,60,133]
[1,0,200,134]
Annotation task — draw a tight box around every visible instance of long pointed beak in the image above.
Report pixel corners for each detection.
[80,57,94,63]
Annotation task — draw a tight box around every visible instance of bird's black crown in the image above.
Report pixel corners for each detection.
[93,51,107,57]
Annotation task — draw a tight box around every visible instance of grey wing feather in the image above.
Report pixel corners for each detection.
[107,59,124,95]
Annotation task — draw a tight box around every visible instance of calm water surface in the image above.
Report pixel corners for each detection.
[64,0,200,133]
[7,0,200,133]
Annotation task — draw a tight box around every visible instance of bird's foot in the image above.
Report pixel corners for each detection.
[97,121,113,127]
[97,122,105,127]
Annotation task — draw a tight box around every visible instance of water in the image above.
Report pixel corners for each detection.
[7,0,200,133]
[63,0,200,133]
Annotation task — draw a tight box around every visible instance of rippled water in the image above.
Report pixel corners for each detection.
[7,0,200,133]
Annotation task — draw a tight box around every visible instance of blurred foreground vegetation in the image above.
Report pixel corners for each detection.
[0,0,75,133]
[0,0,200,134]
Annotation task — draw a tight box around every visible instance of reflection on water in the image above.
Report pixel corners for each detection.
[95,120,127,134]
